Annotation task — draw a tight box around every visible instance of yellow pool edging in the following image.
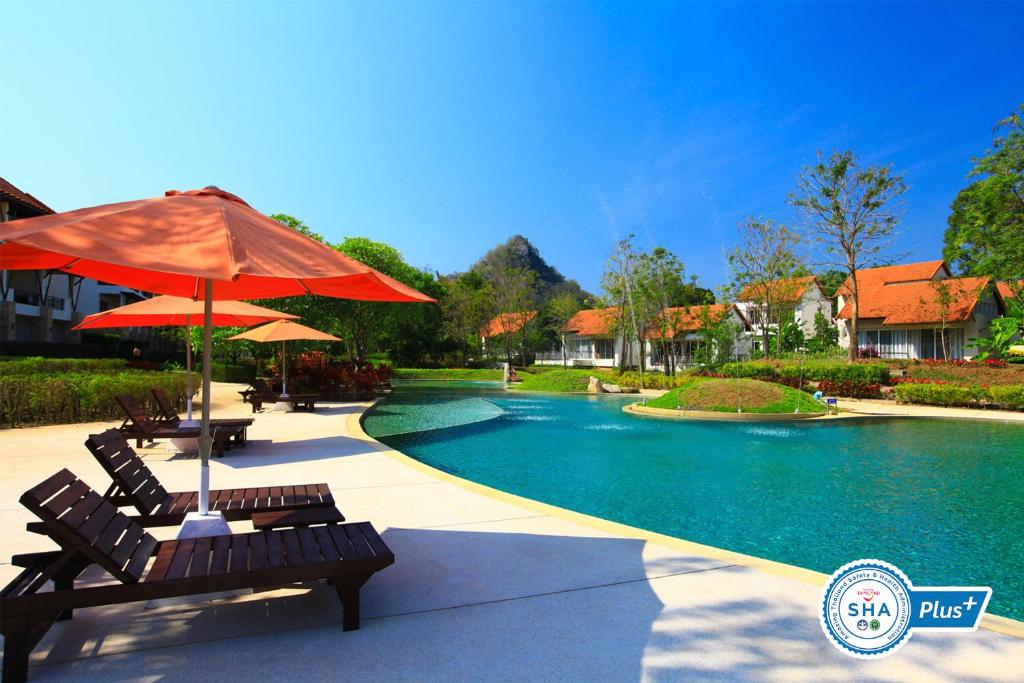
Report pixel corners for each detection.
[624,402,827,421]
[348,399,1024,639]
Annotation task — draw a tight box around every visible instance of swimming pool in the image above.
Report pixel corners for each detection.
[364,381,1024,620]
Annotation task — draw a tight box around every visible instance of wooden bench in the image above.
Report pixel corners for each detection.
[239,379,320,413]
[251,506,345,530]
[151,387,253,447]
[116,394,239,456]
[82,430,338,527]
[1,469,393,683]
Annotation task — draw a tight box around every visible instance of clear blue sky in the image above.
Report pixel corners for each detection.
[4,2,1022,294]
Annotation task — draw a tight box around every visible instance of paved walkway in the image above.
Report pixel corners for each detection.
[0,384,1021,681]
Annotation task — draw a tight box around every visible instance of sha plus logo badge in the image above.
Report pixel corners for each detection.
[820,559,991,658]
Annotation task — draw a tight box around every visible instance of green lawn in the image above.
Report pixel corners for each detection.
[511,368,598,392]
[645,376,824,414]
[392,368,504,381]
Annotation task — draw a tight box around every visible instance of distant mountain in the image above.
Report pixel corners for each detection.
[468,235,591,306]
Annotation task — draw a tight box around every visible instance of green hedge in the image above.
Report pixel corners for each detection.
[205,362,257,384]
[0,357,130,376]
[719,361,890,384]
[989,385,1024,410]
[893,383,988,408]
[0,371,191,427]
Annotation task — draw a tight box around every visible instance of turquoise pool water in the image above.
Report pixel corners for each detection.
[364,382,1024,620]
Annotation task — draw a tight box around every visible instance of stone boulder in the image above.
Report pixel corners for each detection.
[588,376,603,393]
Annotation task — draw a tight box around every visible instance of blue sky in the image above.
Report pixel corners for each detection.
[4,2,1022,294]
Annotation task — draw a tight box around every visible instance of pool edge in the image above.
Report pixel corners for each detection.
[351,398,1024,639]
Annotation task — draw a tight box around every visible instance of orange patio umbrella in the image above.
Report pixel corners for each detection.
[74,296,298,422]
[1,186,435,519]
[228,320,341,397]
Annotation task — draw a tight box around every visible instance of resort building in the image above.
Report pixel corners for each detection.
[734,275,832,352]
[1,177,154,349]
[480,310,537,360]
[646,303,752,370]
[535,307,636,367]
[835,259,1006,359]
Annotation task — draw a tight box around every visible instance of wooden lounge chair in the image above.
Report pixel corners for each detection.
[115,394,235,456]
[239,379,320,413]
[82,429,339,527]
[1,469,393,683]
[150,387,253,447]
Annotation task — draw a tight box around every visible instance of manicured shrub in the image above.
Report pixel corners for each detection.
[893,383,987,408]
[0,371,191,427]
[717,362,778,379]
[780,362,890,384]
[717,361,890,384]
[0,357,129,376]
[817,379,882,399]
[990,385,1024,410]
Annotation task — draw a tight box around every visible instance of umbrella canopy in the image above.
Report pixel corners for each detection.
[73,295,298,329]
[1,186,435,518]
[229,320,341,397]
[74,296,298,421]
[226,319,341,343]
[0,187,436,302]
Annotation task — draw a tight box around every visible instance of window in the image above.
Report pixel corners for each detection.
[919,328,964,360]
[594,338,615,359]
[858,329,909,358]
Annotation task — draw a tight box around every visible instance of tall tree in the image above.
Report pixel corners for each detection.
[490,267,536,365]
[441,272,492,367]
[944,104,1024,280]
[545,291,582,367]
[728,217,802,358]
[790,150,906,361]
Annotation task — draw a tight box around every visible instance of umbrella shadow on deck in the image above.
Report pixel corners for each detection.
[164,435,389,468]
[26,527,671,681]
[21,526,1022,680]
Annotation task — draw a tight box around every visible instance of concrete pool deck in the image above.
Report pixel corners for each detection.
[1,382,1022,681]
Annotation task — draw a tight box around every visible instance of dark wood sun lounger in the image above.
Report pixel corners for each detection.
[80,429,339,527]
[150,387,253,447]
[1,469,393,683]
[239,379,319,413]
[116,394,237,456]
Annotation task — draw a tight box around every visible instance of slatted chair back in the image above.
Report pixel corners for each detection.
[150,387,182,425]
[20,469,158,583]
[85,429,169,515]
[115,394,158,435]
[252,378,276,397]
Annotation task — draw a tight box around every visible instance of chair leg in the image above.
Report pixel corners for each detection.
[334,575,370,631]
[1,616,30,683]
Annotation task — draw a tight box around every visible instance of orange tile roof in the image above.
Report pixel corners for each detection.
[0,177,54,216]
[836,276,991,325]
[836,260,948,297]
[481,310,537,338]
[737,276,817,303]
[647,304,738,339]
[996,281,1024,300]
[563,307,619,336]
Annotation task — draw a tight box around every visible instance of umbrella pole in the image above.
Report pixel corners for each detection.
[185,316,193,421]
[281,339,288,396]
[199,280,214,515]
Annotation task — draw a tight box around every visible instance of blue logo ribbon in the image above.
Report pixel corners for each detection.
[908,588,992,630]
